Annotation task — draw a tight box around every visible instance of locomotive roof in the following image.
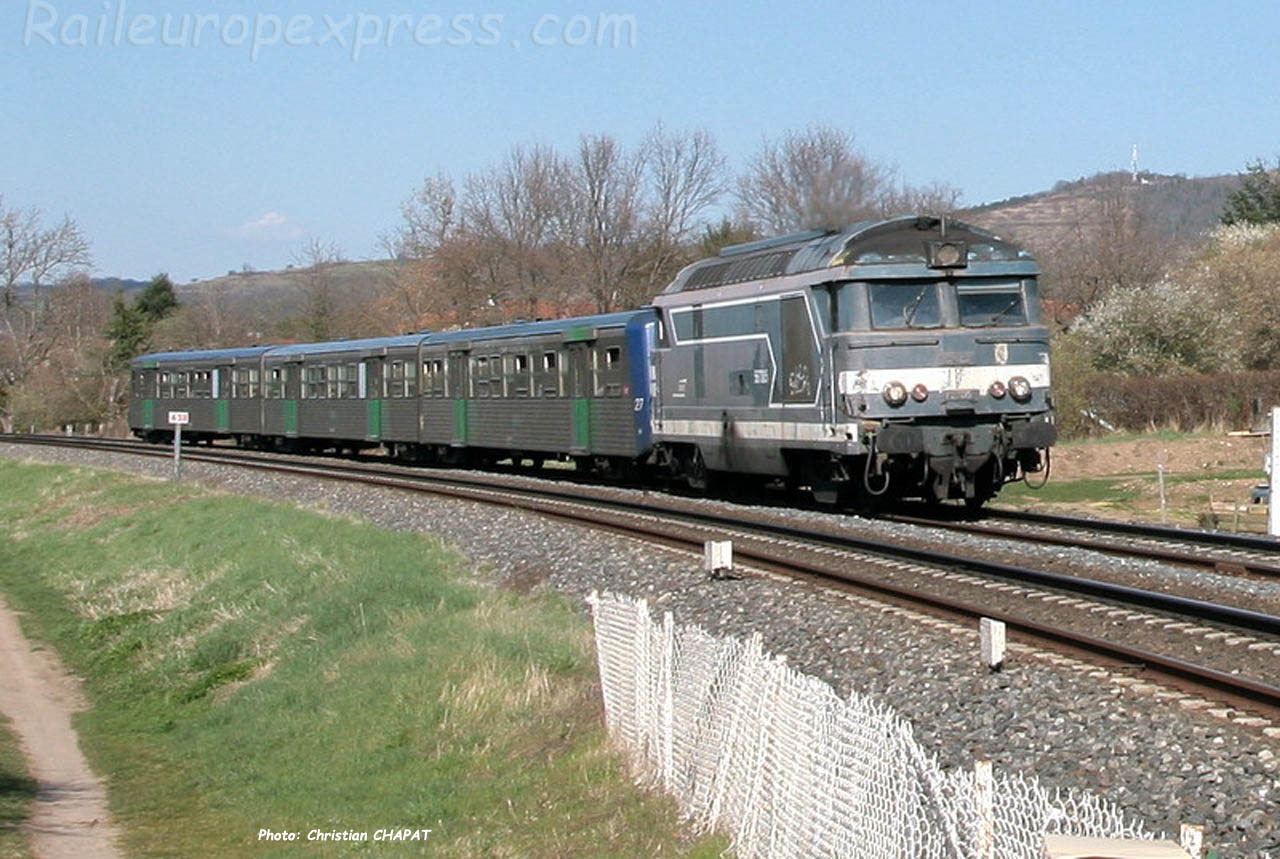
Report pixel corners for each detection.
[662,215,1035,294]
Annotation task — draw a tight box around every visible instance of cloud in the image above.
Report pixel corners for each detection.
[234,211,305,242]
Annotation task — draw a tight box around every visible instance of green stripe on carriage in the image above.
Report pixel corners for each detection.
[284,400,298,436]
[572,397,590,450]
[452,400,468,442]
[142,399,155,429]
[367,399,383,440]
[215,399,230,432]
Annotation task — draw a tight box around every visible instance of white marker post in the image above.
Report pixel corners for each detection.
[704,540,733,578]
[168,410,189,482]
[980,618,1006,671]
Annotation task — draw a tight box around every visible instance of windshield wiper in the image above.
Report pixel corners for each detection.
[902,286,930,327]
[986,296,1023,326]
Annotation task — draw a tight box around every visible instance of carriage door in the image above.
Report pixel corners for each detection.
[139,369,157,428]
[780,295,818,405]
[360,358,383,441]
[568,344,592,453]
[448,349,469,446]
[214,365,231,432]
[284,361,301,437]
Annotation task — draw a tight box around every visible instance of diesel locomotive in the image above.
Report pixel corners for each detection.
[129,215,1054,508]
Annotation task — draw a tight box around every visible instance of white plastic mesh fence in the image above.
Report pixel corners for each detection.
[588,591,1157,859]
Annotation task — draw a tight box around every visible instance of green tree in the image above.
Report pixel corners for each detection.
[135,272,178,320]
[104,273,179,371]
[1221,158,1280,225]
[105,297,149,372]
[698,218,757,256]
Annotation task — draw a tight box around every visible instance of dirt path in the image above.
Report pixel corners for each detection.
[0,596,122,859]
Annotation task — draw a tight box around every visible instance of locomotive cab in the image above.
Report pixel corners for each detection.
[652,216,1055,508]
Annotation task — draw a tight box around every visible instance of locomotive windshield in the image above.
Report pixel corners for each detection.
[869,283,942,329]
[956,283,1027,327]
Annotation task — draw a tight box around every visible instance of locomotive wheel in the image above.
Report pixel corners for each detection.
[682,447,711,493]
[962,461,999,513]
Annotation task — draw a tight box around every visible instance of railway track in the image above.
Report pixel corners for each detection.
[5,433,1280,722]
[886,505,1280,579]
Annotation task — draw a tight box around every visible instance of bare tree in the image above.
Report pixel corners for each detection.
[644,125,726,246]
[736,125,893,233]
[0,196,92,431]
[466,145,575,319]
[627,124,727,304]
[394,173,459,259]
[390,126,726,322]
[880,180,962,217]
[388,173,510,329]
[2,197,92,304]
[152,280,258,350]
[1037,181,1171,324]
[568,133,646,312]
[291,238,346,340]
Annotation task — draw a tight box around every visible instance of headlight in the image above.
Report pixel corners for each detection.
[1009,376,1032,402]
[911,383,929,402]
[988,381,1006,399]
[882,381,908,407]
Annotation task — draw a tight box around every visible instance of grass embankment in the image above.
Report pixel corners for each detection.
[0,461,725,857]
[995,431,1268,527]
[0,714,35,859]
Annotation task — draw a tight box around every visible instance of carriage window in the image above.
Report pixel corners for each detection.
[538,351,561,397]
[488,354,503,397]
[421,358,445,397]
[330,363,357,399]
[233,367,260,398]
[386,361,416,398]
[869,283,942,329]
[404,360,418,397]
[510,354,531,397]
[473,356,489,397]
[190,370,213,399]
[957,287,1027,327]
[267,367,285,399]
[595,344,624,397]
[304,365,327,399]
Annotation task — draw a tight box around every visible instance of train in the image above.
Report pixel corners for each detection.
[129,215,1055,508]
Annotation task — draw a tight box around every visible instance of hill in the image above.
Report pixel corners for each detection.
[173,259,404,324]
[91,276,150,294]
[964,170,1239,251]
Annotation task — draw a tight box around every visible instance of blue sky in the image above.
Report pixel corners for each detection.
[4,0,1279,282]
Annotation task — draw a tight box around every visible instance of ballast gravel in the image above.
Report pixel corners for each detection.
[2,443,1277,856]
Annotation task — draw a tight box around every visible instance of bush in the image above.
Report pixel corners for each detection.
[1072,277,1238,376]
[1048,332,1105,438]
[1078,370,1280,434]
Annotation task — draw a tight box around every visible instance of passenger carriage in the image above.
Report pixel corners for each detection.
[128,346,275,444]
[129,311,658,472]
[259,335,425,452]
